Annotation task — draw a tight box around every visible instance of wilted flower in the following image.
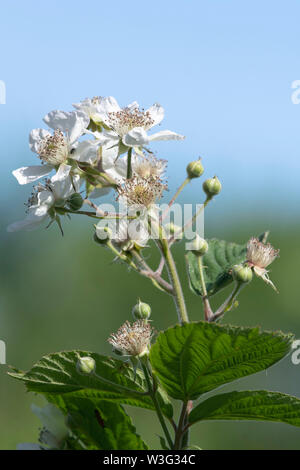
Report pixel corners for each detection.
[108,320,153,357]
[246,237,280,291]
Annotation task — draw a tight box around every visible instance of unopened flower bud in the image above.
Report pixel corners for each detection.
[186,159,204,179]
[132,300,151,321]
[76,356,96,375]
[190,235,208,256]
[94,225,112,244]
[203,176,222,197]
[67,193,83,211]
[232,264,253,284]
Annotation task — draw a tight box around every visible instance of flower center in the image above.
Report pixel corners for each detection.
[38,130,69,165]
[107,107,154,136]
[118,176,167,209]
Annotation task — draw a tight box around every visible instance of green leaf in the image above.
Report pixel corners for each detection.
[186,233,268,297]
[189,390,300,428]
[48,393,148,450]
[149,322,293,401]
[186,239,247,297]
[8,350,173,419]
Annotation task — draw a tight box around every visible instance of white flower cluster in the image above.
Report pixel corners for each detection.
[8,96,184,234]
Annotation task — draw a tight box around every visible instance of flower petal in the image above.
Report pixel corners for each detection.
[101,147,126,182]
[147,103,165,128]
[50,164,71,183]
[89,187,111,199]
[148,130,185,142]
[43,110,89,145]
[7,212,48,232]
[29,128,51,153]
[72,140,100,164]
[122,127,150,147]
[12,165,53,185]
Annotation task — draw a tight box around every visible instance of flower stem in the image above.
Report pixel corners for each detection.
[197,255,214,321]
[212,282,245,322]
[161,237,189,324]
[141,360,173,450]
[173,402,188,450]
[127,147,133,179]
[161,177,190,221]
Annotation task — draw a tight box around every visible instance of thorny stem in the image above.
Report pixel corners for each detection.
[127,147,133,179]
[160,177,191,222]
[141,359,174,450]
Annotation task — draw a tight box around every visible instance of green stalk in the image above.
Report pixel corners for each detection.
[161,237,189,324]
[141,360,173,450]
[173,402,188,450]
[197,255,214,321]
[161,177,191,221]
[212,282,245,322]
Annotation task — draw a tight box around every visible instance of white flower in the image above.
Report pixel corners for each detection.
[13,110,90,185]
[102,151,167,185]
[117,175,167,217]
[86,96,185,153]
[17,404,69,450]
[108,320,153,357]
[246,237,280,291]
[108,218,149,251]
[7,172,80,233]
[73,96,120,124]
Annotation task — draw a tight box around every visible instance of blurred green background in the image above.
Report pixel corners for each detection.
[1,0,300,451]
[1,198,300,450]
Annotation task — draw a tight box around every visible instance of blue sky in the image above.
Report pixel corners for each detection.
[0,0,299,222]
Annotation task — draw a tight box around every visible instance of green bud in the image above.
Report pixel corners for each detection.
[203,176,222,197]
[186,159,204,179]
[76,356,96,375]
[132,299,151,321]
[190,234,208,256]
[232,264,253,284]
[67,193,84,211]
